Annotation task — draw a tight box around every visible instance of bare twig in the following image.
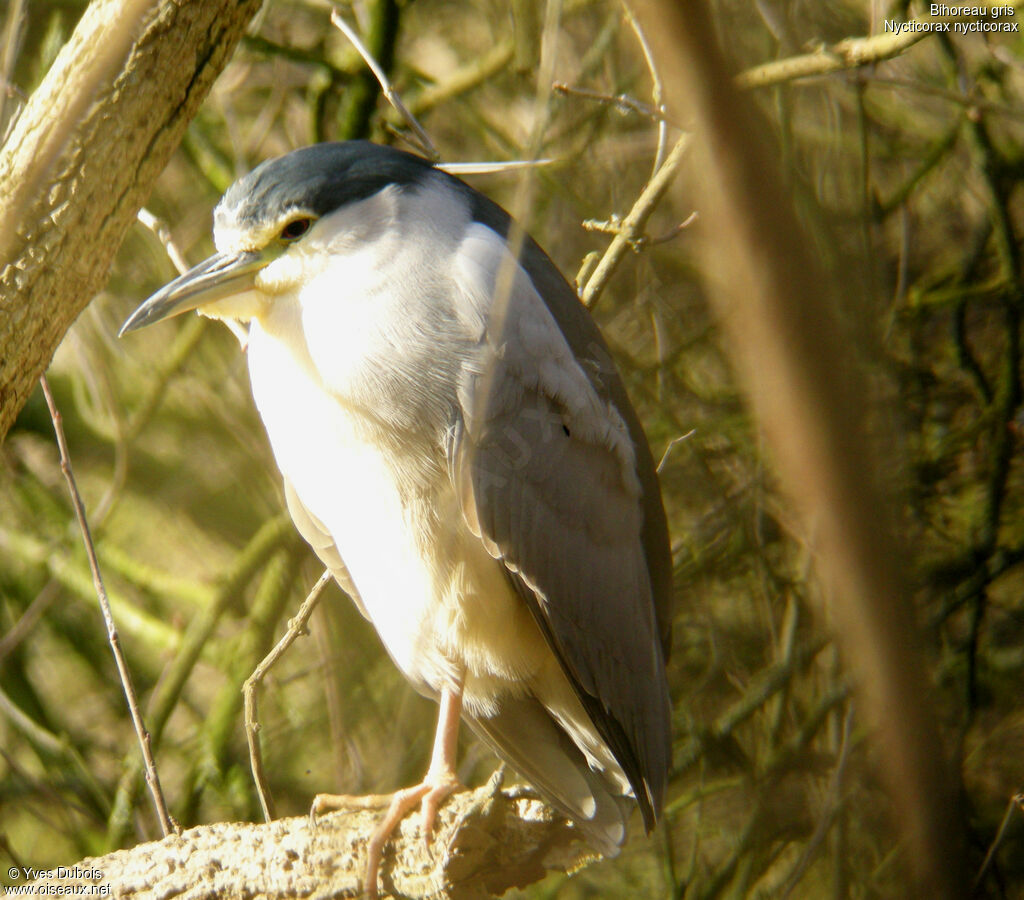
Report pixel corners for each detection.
[0,579,60,664]
[400,39,514,119]
[440,159,555,175]
[974,791,1024,889]
[780,703,855,896]
[40,374,175,837]
[643,211,699,246]
[329,8,438,161]
[0,681,66,756]
[735,2,1024,90]
[136,207,189,275]
[583,210,696,244]
[552,82,675,124]
[244,568,333,822]
[623,2,668,175]
[580,132,691,309]
[0,831,28,877]
[869,77,1024,123]
[105,518,296,848]
[656,430,696,473]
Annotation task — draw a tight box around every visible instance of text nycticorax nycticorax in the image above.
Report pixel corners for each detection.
[122,141,672,896]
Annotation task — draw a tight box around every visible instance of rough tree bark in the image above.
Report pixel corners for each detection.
[24,780,592,899]
[0,0,263,440]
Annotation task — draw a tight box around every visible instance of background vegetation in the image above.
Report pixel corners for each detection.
[1,0,1022,896]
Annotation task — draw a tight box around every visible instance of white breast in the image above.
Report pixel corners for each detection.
[246,310,438,678]
[246,305,550,705]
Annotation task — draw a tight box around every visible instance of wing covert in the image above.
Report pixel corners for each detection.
[449,223,672,824]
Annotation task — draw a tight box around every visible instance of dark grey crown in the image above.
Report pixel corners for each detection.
[216,141,437,232]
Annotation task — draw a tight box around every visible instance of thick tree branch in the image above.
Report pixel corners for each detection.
[26,780,592,899]
[0,0,262,440]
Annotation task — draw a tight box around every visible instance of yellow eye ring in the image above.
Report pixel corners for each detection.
[279,218,312,241]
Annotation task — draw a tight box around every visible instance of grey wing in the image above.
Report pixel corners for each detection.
[283,477,368,619]
[464,694,633,855]
[449,224,672,828]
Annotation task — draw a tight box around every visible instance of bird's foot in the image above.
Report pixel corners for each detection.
[308,772,464,899]
[310,685,466,898]
[364,768,464,899]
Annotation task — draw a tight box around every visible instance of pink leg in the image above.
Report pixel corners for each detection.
[311,682,465,900]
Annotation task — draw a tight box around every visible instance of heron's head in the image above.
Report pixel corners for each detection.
[119,142,436,336]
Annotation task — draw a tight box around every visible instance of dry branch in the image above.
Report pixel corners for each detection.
[631,0,968,895]
[41,374,174,836]
[0,0,261,439]
[28,780,593,900]
[736,1,1024,90]
[580,132,690,309]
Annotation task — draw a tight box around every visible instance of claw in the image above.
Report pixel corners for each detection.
[310,684,466,900]
[363,772,464,896]
[419,771,463,847]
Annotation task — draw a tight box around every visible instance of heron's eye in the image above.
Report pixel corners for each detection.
[279,218,312,242]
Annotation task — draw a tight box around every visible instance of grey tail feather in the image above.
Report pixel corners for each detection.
[465,694,632,857]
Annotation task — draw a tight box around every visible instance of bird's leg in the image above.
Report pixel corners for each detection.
[360,682,465,896]
[311,681,466,899]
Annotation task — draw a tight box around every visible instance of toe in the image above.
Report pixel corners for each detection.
[419,775,464,847]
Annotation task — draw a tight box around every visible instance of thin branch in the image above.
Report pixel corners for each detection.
[0,682,66,757]
[735,2,1024,90]
[552,82,676,125]
[104,517,296,848]
[657,430,696,473]
[0,682,111,818]
[242,33,354,82]
[623,2,669,175]
[580,132,691,309]
[670,637,831,783]
[869,76,1024,123]
[439,158,555,175]
[974,791,1024,889]
[874,125,960,219]
[329,8,438,161]
[0,579,60,665]
[244,568,332,822]
[40,374,175,837]
[136,208,189,275]
[400,39,514,119]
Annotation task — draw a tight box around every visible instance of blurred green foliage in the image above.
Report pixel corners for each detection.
[1,0,1023,896]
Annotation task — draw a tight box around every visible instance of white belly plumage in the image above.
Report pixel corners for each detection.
[246,316,553,714]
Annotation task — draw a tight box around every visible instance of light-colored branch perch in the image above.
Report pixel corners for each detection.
[735,1,1024,90]
[579,133,691,310]
[27,778,593,900]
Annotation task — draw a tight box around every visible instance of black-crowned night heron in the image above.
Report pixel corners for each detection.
[121,140,672,894]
